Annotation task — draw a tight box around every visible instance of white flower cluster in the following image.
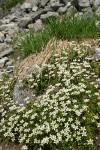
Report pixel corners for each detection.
[0,50,100,150]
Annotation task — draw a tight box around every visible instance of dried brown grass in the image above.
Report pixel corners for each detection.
[17,38,100,80]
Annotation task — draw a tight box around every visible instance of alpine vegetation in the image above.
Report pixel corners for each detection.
[16,15,100,58]
[0,49,100,150]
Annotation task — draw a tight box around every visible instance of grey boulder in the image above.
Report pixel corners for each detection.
[89,0,95,6]
[96,6,100,16]
[95,20,100,28]
[5,34,12,43]
[18,17,32,28]
[11,3,21,14]
[60,0,69,4]
[95,47,100,54]
[6,59,14,66]
[93,47,100,60]
[93,0,100,9]
[13,81,33,105]
[21,2,32,10]
[41,11,59,20]
[0,57,8,68]
[33,19,43,31]
[6,65,15,73]
[57,5,68,14]
[0,20,3,26]
[0,23,17,31]
[66,6,77,16]
[25,0,40,6]
[0,47,13,58]
[31,7,53,21]
[41,0,49,6]
[0,32,5,43]
[28,19,43,31]
[32,6,38,12]
[51,2,64,11]
[78,0,90,8]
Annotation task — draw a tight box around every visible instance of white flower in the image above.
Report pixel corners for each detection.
[41,137,49,145]
[21,145,28,150]
[81,131,87,137]
[97,123,100,127]
[84,99,89,103]
[75,110,81,116]
[68,118,73,123]
[76,136,81,141]
[87,139,93,145]
[94,115,99,120]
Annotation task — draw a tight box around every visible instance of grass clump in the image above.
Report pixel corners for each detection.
[48,15,100,40]
[16,28,53,58]
[0,49,100,150]
[0,0,24,10]
[16,15,100,58]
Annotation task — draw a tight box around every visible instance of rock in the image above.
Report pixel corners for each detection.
[0,47,13,58]
[0,43,9,53]
[71,0,78,8]
[12,11,22,18]
[13,81,32,105]
[32,6,38,12]
[74,12,84,17]
[50,0,59,3]
[41,11,59,20]
[41,0,49,6]
[51,2,64,11]
[93,0,100,9]
[28,23,34,28]
[0,20,3,26]
[60,0,69,4]
[95,20,100,28]
[66,1,72,7]
[21,2,32,10]
[33,19,43,31]
[0,32,5,43]
[0,146,2,150]
[31,7,53,21]
[96,78,100,84]
[5,34,12,43]
[95,47,100,54]
[0,57,8,68]
[18,17,32,28]
[96,6,100,16]
[66,5,77,16]
[0,8,3,19]
[6,65,15,73]
[82,6,93,12]
[82,7,93,17]
[11,3,21,14]
[0,23,17,31]
[6,59,14,66]
[2,19,10,24]
[93,47,100,60]
[25,0,40,6]
[89,0,95,6]
[78,0,90,8]
[57,5,68,13]
[28,19,43,31]
[8,28,19,37]
[9,15,18,22]
[93,54,100,60]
